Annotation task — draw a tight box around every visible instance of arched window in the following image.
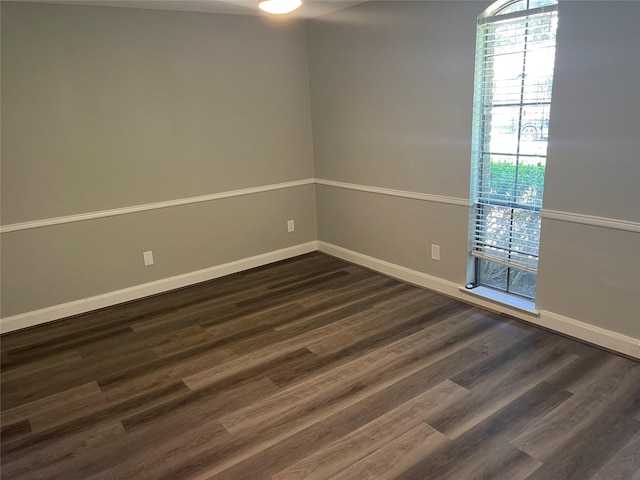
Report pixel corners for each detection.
[469,0,558,301]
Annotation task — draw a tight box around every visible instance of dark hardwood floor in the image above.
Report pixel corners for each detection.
[1,252,639,479]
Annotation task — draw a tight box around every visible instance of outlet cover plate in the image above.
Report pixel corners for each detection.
[143,251,154,266]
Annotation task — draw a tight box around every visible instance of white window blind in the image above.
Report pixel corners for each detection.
[470,0,558,297]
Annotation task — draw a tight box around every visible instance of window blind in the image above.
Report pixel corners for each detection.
[471,0,558,278]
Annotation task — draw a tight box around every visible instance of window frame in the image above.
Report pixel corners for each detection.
[469,0,558,301]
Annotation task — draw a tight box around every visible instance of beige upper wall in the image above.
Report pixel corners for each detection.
[1,2,315,224]
[308,0,640,221]
[536,1,640,338]
[307,1,478,199]
[544,1,640,222]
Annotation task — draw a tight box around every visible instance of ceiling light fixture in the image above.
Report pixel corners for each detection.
[258,0,302,15]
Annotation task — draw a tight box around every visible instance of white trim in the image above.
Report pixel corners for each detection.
[4,179,637,235]
[314,178,471,207]
[539,310,640,359]
[0,242,318,334]
[540,209,640,233]
[3,239,637,358]
[317,241,539,320]
[0,300,90,334]
[0,179,315,234]
[460,285,538,316]
[317,241,639,359]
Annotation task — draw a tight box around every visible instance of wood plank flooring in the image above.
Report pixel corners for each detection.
[1,252,639,479]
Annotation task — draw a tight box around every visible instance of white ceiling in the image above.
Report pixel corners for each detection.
[14,0,369,19]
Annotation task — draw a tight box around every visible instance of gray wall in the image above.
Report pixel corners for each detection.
[536,1,640,337]
[308,1,640,338]
[308,1,477,285]
[308,1,475,198]
[2,1,638,341]
[1,2,316,316]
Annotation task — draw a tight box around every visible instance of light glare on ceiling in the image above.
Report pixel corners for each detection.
[258,0,302,15]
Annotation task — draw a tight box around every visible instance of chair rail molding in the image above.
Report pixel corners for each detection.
[1,179,315,233]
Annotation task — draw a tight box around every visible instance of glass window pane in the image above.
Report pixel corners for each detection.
[477,258,508,291]
[486,157,516,203]
[497,0,527,16]
[477,204,513,255]
[508,268,537,298]
[488,22,527,56]
[529,0,558,8]
[515,163,545,208]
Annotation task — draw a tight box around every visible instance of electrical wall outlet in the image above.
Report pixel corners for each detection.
[287,220,295,233]
[431,244,440,261]
[143,251,154,266]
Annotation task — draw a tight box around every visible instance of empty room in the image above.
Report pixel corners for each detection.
[1,0,639,478]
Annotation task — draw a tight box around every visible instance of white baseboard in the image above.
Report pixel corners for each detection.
[318,241,462,297]
[4,239,638,359]
[538,310,640,359]
[317,241,640,359]
[0,242,318,334]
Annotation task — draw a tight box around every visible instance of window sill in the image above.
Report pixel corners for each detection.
[459,285,540,316]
